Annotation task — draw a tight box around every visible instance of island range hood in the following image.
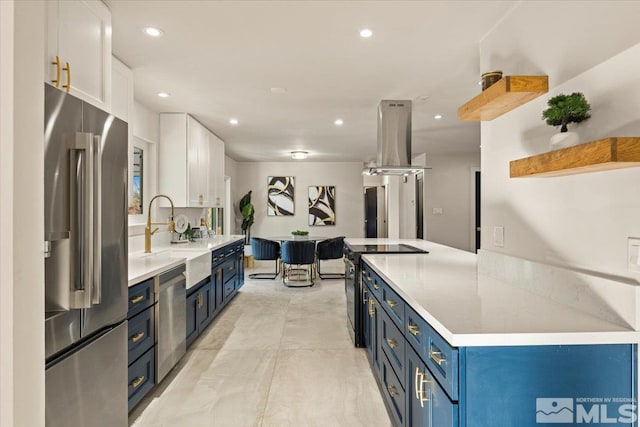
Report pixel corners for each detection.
[364,100,429,176]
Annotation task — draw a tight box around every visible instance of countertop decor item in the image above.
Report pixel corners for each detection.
[481,70,502,91]
[291,230,309,240]
[542,92,591,150]
[239,190,254,245]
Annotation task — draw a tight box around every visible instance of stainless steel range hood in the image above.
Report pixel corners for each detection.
[364,100,428,176]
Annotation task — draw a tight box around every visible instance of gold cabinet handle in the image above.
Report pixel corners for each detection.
[130,295,144,304]
[130,376,145,389]
[362,289,368,304]
[373,284,380,290]
[386,338,398,349]
[368,299,376,317]
[429,348,446,366]
[386,299,398,308]
[62,61,71,92]
[415,367,431,408]
[51,56,61,87]
[407,324,421,336]
[387,384,398,398]
[130,332,145,343]
[198,292,204,308]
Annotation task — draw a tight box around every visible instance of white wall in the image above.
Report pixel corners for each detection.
[480,2,640,278]
[234,162,364,239]
[1,1,45,425]
[424,152,480,251]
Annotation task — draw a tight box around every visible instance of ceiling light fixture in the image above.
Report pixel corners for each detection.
[334,119,344,126]
[360,28,373,38]
[434,114,443,120]
[270,87,287,94]
[157,92,170,98]
[291,151,308,160]
[229,118,239,125]
[143,27,164,37]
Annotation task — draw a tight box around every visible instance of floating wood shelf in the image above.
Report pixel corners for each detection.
[458,75,549,121]
[510,137,640,178]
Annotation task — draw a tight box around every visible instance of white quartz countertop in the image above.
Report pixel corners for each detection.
[346,238,640,347]
[128,235,244,287]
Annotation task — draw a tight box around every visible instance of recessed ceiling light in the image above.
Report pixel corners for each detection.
[157,92,170,98]
[143,27,164,37]
[434,114,443,120]
[360,28,373,38]
[334,119,344,126]
[270,87,287,94]
[291,151,308,160]
[229,118,239,125]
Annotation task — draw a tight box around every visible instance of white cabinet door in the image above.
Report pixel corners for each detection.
[209,134,225,208]
[187,116,208,207]
[111,57,132,122]
[46,0,112,111]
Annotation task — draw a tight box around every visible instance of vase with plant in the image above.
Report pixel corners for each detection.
[239,190,254,245]
[542,92,591,149]
[291,230,309,240]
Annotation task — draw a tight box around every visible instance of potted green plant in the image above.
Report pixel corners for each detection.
[542,92,591,149]
[239,190,254,245]
[291,230,309,240]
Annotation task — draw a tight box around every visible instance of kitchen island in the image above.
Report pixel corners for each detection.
[346,238,639,426]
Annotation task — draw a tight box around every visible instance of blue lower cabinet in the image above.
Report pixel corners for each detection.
[185,290,199,347]
[128,347,155,412]
[198,279,213,330]
[212,264,224,314]
[366,290,382,378]
[127,307,155,364]
[382,351,406,426]
[406,345,458,427]
[381,308,406,381]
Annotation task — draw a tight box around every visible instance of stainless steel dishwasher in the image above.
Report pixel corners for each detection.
[155,264,186,383]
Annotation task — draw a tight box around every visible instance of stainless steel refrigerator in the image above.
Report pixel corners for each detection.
[44,83,128,427]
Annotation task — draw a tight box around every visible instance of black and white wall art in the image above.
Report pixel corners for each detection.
[308,185,335,226]
[267,176,295,216]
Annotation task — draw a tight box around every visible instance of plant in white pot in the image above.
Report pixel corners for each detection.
[542,92,591,150]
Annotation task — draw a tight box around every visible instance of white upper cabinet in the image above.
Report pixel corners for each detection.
[46,0,112,111]
[159,113,225,208]
[209,133,225,208]
[111,57,133,122]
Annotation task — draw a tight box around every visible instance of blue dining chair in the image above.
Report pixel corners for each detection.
[281,240,316,287]
[316,236,346,279]
[249,238,281,279]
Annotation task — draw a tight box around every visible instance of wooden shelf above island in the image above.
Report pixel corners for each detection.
[510,137,640,177]
[458,75,548,121]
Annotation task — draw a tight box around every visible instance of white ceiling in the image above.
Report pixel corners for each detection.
[108,1,516,162]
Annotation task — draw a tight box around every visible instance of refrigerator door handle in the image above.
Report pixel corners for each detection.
[92,135,102,305]
[69,132,94,309]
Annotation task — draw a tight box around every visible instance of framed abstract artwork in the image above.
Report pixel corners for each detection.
[267,176,295,216]
[308,185,335,226]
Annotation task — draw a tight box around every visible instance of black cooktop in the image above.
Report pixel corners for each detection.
[347,244,428,254]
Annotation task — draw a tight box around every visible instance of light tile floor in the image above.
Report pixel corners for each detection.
[129,268,392,427]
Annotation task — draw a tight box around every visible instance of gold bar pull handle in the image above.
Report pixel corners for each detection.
[130,376,145,389]
[130,295,144,304]
[62,61,71,92]
[415,367,431,408]
[368,299,376,317]
[373,284,380,290]
[386,338,398,349]
[51,56,61,87]
[130,332,145,343]
[429,348,446,366]
[407,324,421,336]
[386,299,398,308]
[387,385,398,398]
[362,289,368,304]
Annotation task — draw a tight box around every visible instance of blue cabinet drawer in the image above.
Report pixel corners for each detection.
[381,281,405,329]
[363,264,383,301]
[381,351,406,427]
[128,347,155,412]
[381,308,405,381]
[405,305,459,401]
[211,248,225,266]
[223,258,237,283]
[224,280,235,299]
[128,307,155,364]
[128,278,154,318]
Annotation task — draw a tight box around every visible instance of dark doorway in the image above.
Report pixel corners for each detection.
[416,174,424,239]
[364,187,377,238]
[475,171,481,252]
